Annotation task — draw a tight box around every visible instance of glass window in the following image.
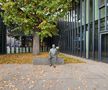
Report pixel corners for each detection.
[107,17,108,29]
[100,0,105,6]
[90,0,93,22]
[100,18,105,31]
[106,0,108,16]
[95,0,99,20]
[82,1,85,25]
[101,34,108,61]
[100,7,105,18]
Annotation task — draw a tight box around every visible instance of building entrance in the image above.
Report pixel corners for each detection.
[101,33,108,61]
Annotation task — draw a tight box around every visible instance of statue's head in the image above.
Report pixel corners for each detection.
[52,44,55,48]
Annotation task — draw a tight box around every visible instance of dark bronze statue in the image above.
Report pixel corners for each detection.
[49,44,59,68]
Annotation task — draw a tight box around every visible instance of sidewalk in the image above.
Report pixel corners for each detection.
[0,56,108,90]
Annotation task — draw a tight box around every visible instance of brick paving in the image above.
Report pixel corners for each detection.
[0,56,108,90]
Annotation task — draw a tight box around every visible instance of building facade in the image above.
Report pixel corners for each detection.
[58,0,108,61]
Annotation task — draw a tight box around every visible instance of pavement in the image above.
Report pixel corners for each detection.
[0,55,108,90]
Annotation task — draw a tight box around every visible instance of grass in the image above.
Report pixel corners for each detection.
[59,54,85,64]
[0,52,85,64]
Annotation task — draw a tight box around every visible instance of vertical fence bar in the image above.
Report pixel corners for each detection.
[76,4,78,56]
[14,36,16,53]
[74,3,76,55]
[71,3,73,54]
[98,0,101,60]
[64,15,66,53]
[73,4,74,54]
[105,0,107,31]
[71,4,73,54]
[92,0,95,59]
[18,36,20,53]
[62,16,65,52]
[80,0,82,57]
[10,37,12,54]
[2,24,6,54]
[88,0,90,59]
[84,0,86,58]
[68,12,69,53]
[72,3,74,54]
[69,7,71,53]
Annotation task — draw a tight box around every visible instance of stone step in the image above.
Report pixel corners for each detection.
[33,58,64,65]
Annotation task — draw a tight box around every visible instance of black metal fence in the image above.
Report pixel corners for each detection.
[6,35,33,54]
[6,35,51,54]
[58,0,108,61]
[0,14,6,54]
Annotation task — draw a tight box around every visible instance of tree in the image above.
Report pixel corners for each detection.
[0,0,73,54]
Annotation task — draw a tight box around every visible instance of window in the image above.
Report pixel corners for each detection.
[100,0,105,6]
[100,7,105,18]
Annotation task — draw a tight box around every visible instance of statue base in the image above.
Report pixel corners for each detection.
[33,58,64,65]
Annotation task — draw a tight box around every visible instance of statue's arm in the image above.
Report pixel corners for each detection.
[56,49,59,55]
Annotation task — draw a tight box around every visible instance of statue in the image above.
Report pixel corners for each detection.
[49,44,59,68]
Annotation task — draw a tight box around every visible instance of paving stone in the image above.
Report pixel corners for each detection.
[0,56,108,90]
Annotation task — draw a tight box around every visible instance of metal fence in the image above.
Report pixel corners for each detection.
[6,35,50,54]
[58,0,108,61]
[0,13,6,54]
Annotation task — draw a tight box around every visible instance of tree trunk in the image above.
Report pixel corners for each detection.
[33,31,40,54]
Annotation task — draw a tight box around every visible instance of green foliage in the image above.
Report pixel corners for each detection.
[0,0,73,40]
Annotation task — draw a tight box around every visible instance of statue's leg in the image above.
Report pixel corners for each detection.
[56,56,58,62]
[52,57,56,68]
[49,57,53,66]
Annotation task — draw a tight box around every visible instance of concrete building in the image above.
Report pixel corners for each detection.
[58,0,108,61]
